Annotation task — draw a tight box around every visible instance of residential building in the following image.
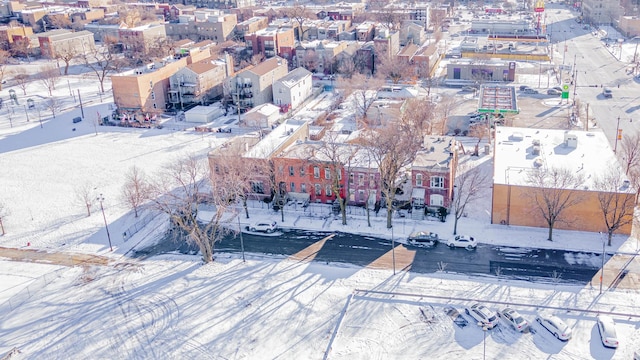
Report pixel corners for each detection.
[228,56,289,113]
[111,50,212,118]
[356,22,375,41]
[37,29,96,59]
[20,8,47,28]
[176,0,254,10]
[492,127,635,234]
[295,40,349,74]
[245,26,295,60]
[118,24,166,57]
[242,103,281,128]
[0,24,33,50]
[167,53,234,109]
[618,16,640,36]
[582,0,622,25]
[400,20,426,46]
[373,28,400,60]
[190,10,237,42]
[84,23,121,42]
[409,137,458,218]
[236,16,269,41]
[407,2,430,29]
[272,67,313,111]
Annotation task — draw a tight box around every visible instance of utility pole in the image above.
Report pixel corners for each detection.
[97,194,113,252]
[77,89,84,119]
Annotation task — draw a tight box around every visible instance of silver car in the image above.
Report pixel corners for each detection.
[536,314,572,341]
[597,315,619,348]
[465,302,499,329]
[499,307,528,332]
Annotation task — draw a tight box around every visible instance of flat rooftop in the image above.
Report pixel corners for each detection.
[478,84,518,114]
[493,127,632,192]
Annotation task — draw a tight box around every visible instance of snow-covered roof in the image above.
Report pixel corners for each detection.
[493,127,631,192]
[244,119,307,159]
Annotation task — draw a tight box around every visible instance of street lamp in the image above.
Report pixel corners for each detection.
[237,213,245,262]
[391,225,396,275]
[613,116,622,153]
[97,194,113,251]
[480,323,489,360]
[599,231,606,294]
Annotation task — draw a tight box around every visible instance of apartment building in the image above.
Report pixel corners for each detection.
[582,0,623,25]
[245,26,295,60]
[0,24,33,50]
[236,16,269,41]
[356,22,375,42]
[111,50,212,117]
[177,0,254,10]
[408,137,457,217]
[119,24,166,56]
[165,10,237,42]
[37,29,95,59]
[228,56,289,113]
[272,67,313,111]
[167,53,234,109]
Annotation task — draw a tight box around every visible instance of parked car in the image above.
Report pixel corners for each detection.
[547,89,561,95]
[465,303,499,329]
[407,231,439,247]
[461,86,477,92]
[72,117,82,123]
[247,221,277,233]
[602,87,613,98]
[552,86,563,92]
[448,235,477,249]
[523,88,539,94]
[498,307,529,332]
[519,85,532,91]
[597,315,619,348]
[536,314,572,340]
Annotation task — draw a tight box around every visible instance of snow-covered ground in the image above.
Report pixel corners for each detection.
[0,60,639,359]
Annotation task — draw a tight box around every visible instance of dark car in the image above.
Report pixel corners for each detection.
[407,231,439,247]
[547,89,561,96]
[72,117,82,123]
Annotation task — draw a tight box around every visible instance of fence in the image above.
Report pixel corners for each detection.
[122,212,160,242]
[0,267,68,314]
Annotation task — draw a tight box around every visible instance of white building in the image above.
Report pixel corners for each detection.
[185,105,224,123]
[272,67,313,111]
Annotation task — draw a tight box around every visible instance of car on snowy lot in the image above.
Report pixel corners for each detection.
[602,87,613,98]
[535,314,572,340]
[547,89,561,96]
[447,235,477,249]
[247,221,277,233]
[498,307,528,332]
[519,85,532,91]
[597,315,619,348]
[522,88,539,94]
[465,302,499,329]
[407,231,439,247]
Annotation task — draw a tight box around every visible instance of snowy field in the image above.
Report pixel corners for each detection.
[0,60,639,359]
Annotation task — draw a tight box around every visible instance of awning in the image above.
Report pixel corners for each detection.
[411,188,425,199]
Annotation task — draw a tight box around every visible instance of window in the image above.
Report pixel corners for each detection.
[325,167,331,179]
[300,167,305,176]
[152,103,157,109]
[349,173,354,184]
[315,183,321,195]
[358,190,365,202]
[430,176,444,188]
[151,91,155,100]
[337,171,342,180]
[369,174,376,188]
[251,181,264,194]
[358,174,364,186]
[430,194,444,206]
[314,166,320,178]
[301,183,306,193]
[325,184,332,196]
[416,173,423,187]
[289,166,294,176]
[290,182,295,192]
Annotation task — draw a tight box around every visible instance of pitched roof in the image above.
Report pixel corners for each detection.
[248,57,285,76]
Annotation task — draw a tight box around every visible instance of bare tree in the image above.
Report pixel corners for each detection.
[38,65,60,96]
[9,38,31,61]
[468,122,489,156]
[402,97,438,136]
[338,56,357,78]
[619,131,640,175]
[315,133,358,225]
[83,37,126,93]
[376,55,412,84]
[523,167,585,241]
[44,97,62,119]
[76,183,94,216]
[452,161,489,234]
[593,166,636,246]
[0,201,9,235]
[122,166,149,218]
[13,69,31,95]
[338,74,384,126]
[369,0,404,30]
[282,4,316,41]
[0,49,11,91]
[299,49,321,72]
[360,118,422,228]
[119,7,142,28]
[147,155,239,263]
[55,47,79,75]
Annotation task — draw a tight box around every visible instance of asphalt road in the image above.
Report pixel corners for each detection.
[134,229,608,284]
